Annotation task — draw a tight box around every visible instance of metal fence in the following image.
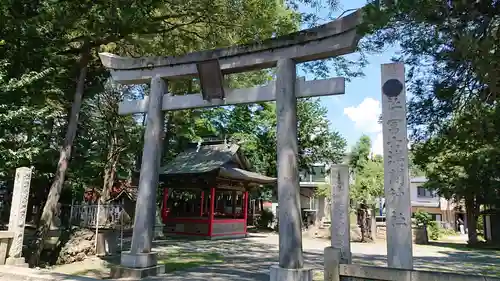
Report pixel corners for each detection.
[62,203,132,229]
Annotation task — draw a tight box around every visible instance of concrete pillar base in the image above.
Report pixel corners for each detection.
[5,257,28,267]
[324,247,341,281]
[110,264,165,279]
[270,265,314,281]
[120,252,157,268]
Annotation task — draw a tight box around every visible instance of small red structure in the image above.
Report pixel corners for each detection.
[160,141,276,239]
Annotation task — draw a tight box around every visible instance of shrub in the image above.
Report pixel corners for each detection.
[441,228,458,237]
[427,221,441,240]
[414,211,432,227]
[258,209,275,229]
[477,215,484,236]
[414,211,441,240]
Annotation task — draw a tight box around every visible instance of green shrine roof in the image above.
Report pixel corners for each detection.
[160,143,276,185]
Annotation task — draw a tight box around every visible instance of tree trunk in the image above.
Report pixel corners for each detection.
[358,204,372,242]
[99,135,120,225]
[29,46,90,267]
[370,207,377,240]
[102,135,120,203]
[465,196,478,244]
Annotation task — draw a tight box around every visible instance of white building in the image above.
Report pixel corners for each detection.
[377,177,463,229]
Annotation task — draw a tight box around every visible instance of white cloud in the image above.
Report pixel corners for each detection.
[343,98,384,156]
[372,133,384,156]
[343,98,382,133]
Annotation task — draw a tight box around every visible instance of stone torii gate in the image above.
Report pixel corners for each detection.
[99,8,412,281]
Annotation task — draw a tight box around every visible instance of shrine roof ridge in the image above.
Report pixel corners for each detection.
[160,143,276,185]
[160,143,239,175]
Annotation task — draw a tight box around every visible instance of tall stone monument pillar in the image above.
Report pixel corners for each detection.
[6,167,32,266]
[381,63,413,269]
[113,76,166,278]
[270,59,312,281]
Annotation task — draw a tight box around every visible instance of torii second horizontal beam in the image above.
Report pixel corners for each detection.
[119,77,344,115]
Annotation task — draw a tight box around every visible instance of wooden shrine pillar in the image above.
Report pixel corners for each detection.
[161,188,169,223]
[231,191,237,218]
[243,191,249,234]
[200,191,205,217]
[208,187,216,236]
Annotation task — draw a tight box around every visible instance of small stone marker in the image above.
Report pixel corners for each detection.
[6,167,32,266]
[329,164,351,264]
[381,63,413,269]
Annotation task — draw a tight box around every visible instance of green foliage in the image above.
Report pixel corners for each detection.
[413,211,432,227]
[316,183,331,198]
[348,135,384,205]
[477,215,485,236]
[362,0,500,244]
[0,0,301,192]
[414,211,441,240]
[209,98,347,201]
[427,222,441,241]
[440,228,458,237]
[0,0,356,219]
[1,0,361,265]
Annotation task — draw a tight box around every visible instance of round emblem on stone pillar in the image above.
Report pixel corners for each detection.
[382,79,403,97]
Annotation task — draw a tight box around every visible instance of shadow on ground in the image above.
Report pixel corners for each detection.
[50,235,500,281]
[146,237,500,281]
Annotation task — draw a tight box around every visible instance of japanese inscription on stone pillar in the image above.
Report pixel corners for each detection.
[381,63,413,269]
[330,164,351,264]
[7,167,32,261]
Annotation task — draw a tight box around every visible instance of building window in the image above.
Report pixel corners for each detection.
[299,166,326,182]
[311,166,325,182]
[417,186,435,198]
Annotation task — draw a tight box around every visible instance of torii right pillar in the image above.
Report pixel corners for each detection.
[381,63,413,270]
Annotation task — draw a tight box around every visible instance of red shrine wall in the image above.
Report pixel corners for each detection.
[161,186,249,238]
[212,220,246,236]
[164,220,209,236]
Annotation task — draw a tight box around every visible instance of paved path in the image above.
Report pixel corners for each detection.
[50,233,500,281]
[148,234,500,281]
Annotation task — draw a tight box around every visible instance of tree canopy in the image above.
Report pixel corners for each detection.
[361,0,500,243]
[348,135,384,206]
[0,0,354,265]
[348,135,383,242]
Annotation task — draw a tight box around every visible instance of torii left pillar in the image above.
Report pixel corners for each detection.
[270,59,313,281]
[111,76,166,278]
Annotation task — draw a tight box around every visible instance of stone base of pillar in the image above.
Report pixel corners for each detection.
[270,265,313,281]
[121,252,158,268]
[112,251,163,279]
[110,264,165,279]
[5,257,28,267]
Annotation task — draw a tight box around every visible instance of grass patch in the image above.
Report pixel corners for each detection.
[313,270,324,281]
[158,250,224,273]
[66,249,223,278]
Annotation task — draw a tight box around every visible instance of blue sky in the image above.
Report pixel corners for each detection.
[298,0,400,155]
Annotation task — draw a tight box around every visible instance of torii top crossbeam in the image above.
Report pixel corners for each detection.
[99,10,361,84]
